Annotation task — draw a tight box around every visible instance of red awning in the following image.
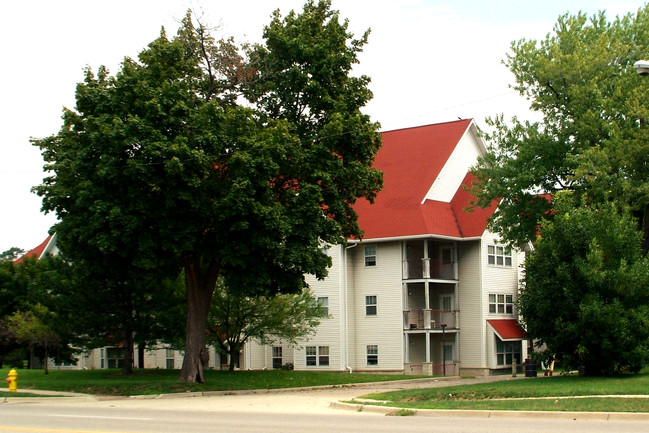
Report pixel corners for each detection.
[487,319,526,341]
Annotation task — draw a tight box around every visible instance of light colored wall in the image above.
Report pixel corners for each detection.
[294,244,345,370]
[481,230,521,316]
[457,239,485,369]
[350,241,404,371]
[481,230,525,370]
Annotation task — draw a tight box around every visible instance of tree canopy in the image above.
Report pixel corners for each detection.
[471,5,649,249]
[207,281,325,371]
[471,5,649,375]
[0,255,76,370]
[521,195,649,375]
[33,1,381,383]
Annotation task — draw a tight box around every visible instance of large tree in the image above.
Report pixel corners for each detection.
[34,2,381,383]
[521,194,649,375]
[470,6,649,376]
[470,6,649,249]
[207,281,325,371]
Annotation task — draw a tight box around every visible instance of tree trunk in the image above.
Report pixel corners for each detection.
[228,347,240,371]
[121,328,134,375]
[138,343,145,369]
[43,344,49,374]
[643,203,649,256]
[178,254,220,383]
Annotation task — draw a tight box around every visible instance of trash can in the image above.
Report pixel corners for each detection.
[525,358,537,377]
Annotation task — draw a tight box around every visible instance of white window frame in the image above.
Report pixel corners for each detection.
[367,345,378,365]
[305,345,329,367]
[317,296,329,317]
[489,293,514,314]
[272,346,282,369]
[496,340,522,366]
[318,346,330,366]
[364,245,377,266]
[488,245,512,267]
[306,346,317,366]
[165,348,175,369]
[365,295,377,316]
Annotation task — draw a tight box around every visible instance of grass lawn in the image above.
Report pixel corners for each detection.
[358,373,649,413]
[0,368,421,397]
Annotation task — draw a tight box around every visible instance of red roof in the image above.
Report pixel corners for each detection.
[353,119,497,240]
[487,319,527,340]
[14,235,53,264]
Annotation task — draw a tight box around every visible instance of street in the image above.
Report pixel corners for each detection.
[1,401,648,433]
[1,380,649,433]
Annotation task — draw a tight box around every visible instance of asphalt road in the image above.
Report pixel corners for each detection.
[1,376,648,433]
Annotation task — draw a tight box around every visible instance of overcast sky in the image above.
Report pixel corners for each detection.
[0,0,643,253]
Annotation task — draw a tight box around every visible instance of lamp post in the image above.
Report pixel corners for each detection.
[441,323,447,376]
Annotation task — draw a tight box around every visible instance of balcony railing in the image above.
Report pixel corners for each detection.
[403,309,459,330]
[402,259,455,280]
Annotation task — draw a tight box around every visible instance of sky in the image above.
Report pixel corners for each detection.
[0,0,644,253]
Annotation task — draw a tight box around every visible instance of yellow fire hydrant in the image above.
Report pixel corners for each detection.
[6,368,17,392]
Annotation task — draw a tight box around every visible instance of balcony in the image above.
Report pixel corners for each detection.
[403,309,459,330]
[402,258,455,280]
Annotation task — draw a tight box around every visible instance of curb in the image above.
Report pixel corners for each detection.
[330,401,649,421]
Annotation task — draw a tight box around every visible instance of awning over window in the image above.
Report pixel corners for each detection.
[487,319,526,341]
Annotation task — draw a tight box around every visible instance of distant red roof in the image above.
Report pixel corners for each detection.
[14,235,53,264]
[353,119,497,240]
[488,319,527,340]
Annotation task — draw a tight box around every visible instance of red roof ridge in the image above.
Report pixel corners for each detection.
[14,235,54,264]
[380,118,472,134]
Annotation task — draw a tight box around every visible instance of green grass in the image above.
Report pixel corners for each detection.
[0,368,420,397]
[358,373,649,413]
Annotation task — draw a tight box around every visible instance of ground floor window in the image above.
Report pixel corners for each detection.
[496,340,522,366]
[106,347,124,369]
[367,345,378,365]
[272,346,283,369]
[306,345,330,366]
[165,348,175,369]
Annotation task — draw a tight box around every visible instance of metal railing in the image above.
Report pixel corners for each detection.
[403,309,459,330]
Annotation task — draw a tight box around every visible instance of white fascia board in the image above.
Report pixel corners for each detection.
[349,234,483,244]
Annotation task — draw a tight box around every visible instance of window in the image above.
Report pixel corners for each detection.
[488,245,512,267]
[365,295,377,316]
[306,346,317,366]
[443,344,453,363]
[106,347,123,369]
[364,245,377,266]
[367,345,378,365]
[306,345,329,366]
[496,340,522,366]
[489,294,514,314]
[318,346,330,366]
[318,296,329,316]
[165,348,175,369]
[272,346,282,369]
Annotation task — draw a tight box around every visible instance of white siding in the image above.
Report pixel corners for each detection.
[350,241,403,371]
[481,230,524,370]
[295,244,345,371]
[457,240,485,369]
[482,230,521,319]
